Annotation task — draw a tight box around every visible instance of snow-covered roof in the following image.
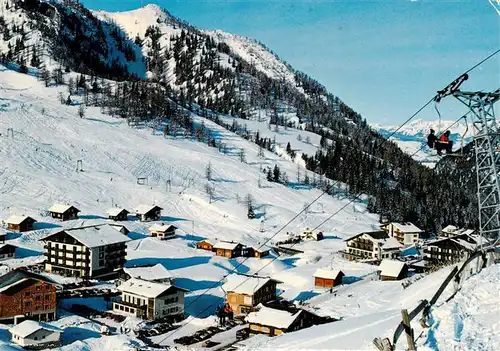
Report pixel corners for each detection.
[0,270,59,293]
[313,269,343,280]
[118,278,177,298]
[0,243,16,251]
[381,237,403,250]
[213,241,241,250]
[392,222,422,233]
[149,223,177,233]
[49,203,79,214]
[124,264,173,281]
[246,305,302,329]
[253,245,271,253]
[344,231,388,242]
[106,208,129,216]
[198,239,214,245]
[9,320,62,338]
[378,259,407,278]
[409,259,432,268]
[223,275,279,295]
[6,215,35,225]
[42,225,130,248]
[136,204,162,215]
[461,229,475,236]
[442,225,459,234]
[451,239,476,251]
[109,224,128,231]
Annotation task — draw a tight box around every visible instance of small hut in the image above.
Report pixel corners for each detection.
[149,223,177,240]
[48,204,80,221]
[106,208,129,221]
[313,269,345,288]
[136,205,163,222]
[196,239,215,251]
[213,241,243,258]
[0,243,16,261]
[6,215,37,233]
[378,259,408,281]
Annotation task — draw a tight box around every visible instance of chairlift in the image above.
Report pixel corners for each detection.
[427,102,469,158]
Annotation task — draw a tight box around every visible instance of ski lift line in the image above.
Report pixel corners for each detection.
[154,49,500,346]
[462,48,500,75]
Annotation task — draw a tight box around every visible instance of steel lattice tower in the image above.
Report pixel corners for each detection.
[454,90,500,244]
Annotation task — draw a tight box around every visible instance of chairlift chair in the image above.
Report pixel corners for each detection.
[429,101,469,158]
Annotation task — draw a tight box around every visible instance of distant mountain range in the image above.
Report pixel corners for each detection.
[371,118,472,143]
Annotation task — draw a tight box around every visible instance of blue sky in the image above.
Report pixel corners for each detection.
[82,0,499,125]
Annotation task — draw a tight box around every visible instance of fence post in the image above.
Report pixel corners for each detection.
[401,309,416,350]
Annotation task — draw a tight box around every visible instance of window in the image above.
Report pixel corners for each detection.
[36,295,41,301]
[45,285,50,291]
[34,337,38,341]
[63,245,66,250]
[45,295,50,301]
[99,260,104,266]
[55,244,59,249]
[42,335,46,339]
[99,247,104,252]
[25,301,32,307]
[25,291,31,297]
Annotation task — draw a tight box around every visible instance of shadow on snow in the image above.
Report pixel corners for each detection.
[126,256,211,270]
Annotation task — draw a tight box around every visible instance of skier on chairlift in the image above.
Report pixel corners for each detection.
[435,130,453,155]
[427,129,437,149]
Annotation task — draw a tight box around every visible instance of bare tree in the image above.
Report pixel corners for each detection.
[297,134,303,142]
[205,161,212,181]
[258,146,264,158]
[204,183,215,204]
[246,193,255,219]
[305,136,311,144]
[78,104,85,118]
[245,193,254,210]
[68,77,76,95]
[239,148,246,163]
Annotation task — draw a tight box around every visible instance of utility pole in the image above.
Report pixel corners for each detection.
[436,73,500,247]
[453,89,500,246]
